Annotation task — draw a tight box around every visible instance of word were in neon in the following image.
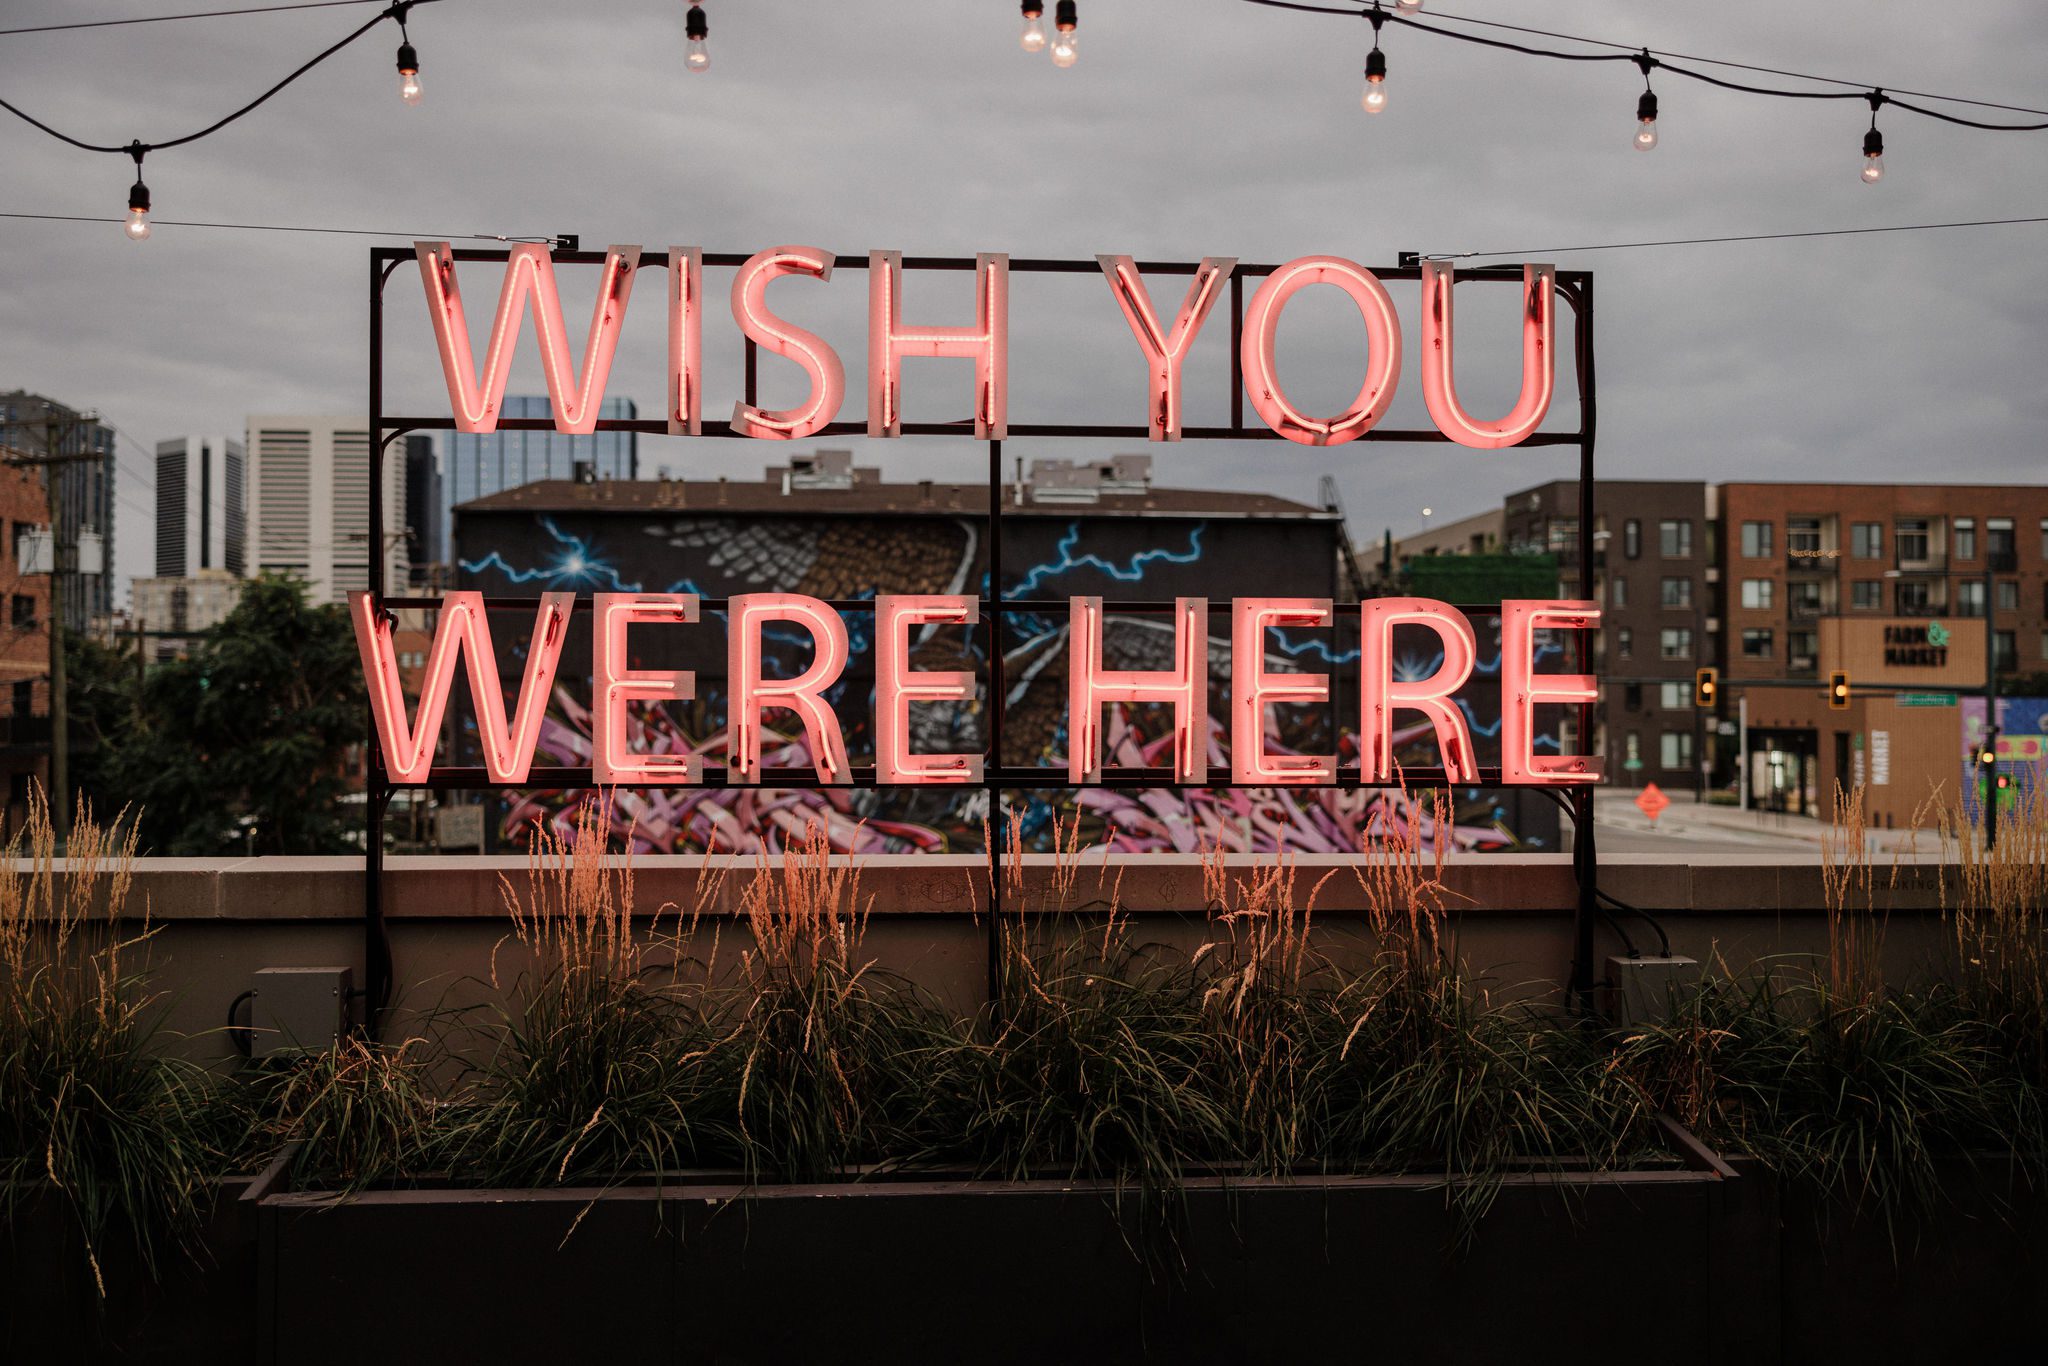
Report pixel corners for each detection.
[413,244,1556,449]
[351,593,1602,787]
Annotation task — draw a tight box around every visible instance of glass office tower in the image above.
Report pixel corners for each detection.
[442,395,637,550]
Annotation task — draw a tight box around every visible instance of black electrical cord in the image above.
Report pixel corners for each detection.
[1453,215,2048,259]
[0,2,388,38]
[1236,0,2048,132]
[0,211,576,242]
[227,988,256,1059]
[0,0,443,156]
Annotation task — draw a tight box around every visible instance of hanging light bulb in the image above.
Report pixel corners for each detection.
[124,178,151,241]
[1861,91,1886,183]
[1050,0,1078,68]
[1020,1,1047,53]
[395,41,422,105]
[1362,46,1388,113]
[685,4,710,72]
[1633,89,1659,150]
[1394,1,1424,13]
[123,143,150,241]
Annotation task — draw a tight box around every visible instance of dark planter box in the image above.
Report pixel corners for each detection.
[257,1165,1756,1366]
[0,1177,257,1364]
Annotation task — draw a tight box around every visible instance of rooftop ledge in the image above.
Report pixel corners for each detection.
[14,852,1967,921]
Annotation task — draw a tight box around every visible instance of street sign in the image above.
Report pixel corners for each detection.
[1634,783,1670,824]
[1897,692,1958,707]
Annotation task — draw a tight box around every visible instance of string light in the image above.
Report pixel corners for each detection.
[1050,0,1078,68]
[1633,50,1658,151]
[124,144,151,241]
[394,3,421,105]
[1361,8,1388,114]
[1019,1,1047,53]
[685,4,709,72]
[1862,92,1887,183]
[1393,0,1423,13]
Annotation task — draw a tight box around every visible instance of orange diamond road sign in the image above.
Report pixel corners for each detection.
[1635,783,1670,824]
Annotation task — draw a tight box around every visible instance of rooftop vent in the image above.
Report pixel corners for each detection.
[778,449,856,493]
[1026,454,1153,504]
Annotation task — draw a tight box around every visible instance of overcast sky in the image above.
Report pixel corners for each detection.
[2,0,2044,598]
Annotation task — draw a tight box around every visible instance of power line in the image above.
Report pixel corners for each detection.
[1453,215,2048,260]
[0,2,385,38]
[0,212,558,243]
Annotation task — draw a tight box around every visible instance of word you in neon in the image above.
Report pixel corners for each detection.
[414,244,1556,448]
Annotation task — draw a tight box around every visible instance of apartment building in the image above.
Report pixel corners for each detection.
[1505,479,1718,790]
[245,417,407,603]
[155,435,246,578]
[0,391,116,633]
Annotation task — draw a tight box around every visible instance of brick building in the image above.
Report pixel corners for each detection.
[1505,479,1717,791]
[0,457,51,831]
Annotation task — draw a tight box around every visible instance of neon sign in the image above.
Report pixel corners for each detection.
[352,592,1602,787]
[411,242,1554,447]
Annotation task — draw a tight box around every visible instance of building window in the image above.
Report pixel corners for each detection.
[1740,521,1773,559]
[1546,518,1579,555]
[1896,518,1931,564]
[9,595,32,630]
[1851,522,1883,559]
[1742,628,1774,658]
[9,680,29,717]
[1788,580,1823,617]
[1659,520,1692,558]
[1609,576,1628,609]
[1953,518,1976,562]
[1958,580,1986,617]
[1851,581,1882,610]
[2040,630,2048,662]
[2039,518,2048,559]
[1660,577,1693,609]
[1896,580,1933,614]
[1789,631,1819,671]
[1998,580,2019,612]
[1623,519,1641,560]
[1988,517,2017,567]
[1788,516,1824,560]
[1625,732,1641,768]
[1658,682,1689,710]
[1659,627,1692,660]
[1740,578,1774,610]
[1616,628,1633,660]
[1996,630,2017,674]
[1661,731,1695,769]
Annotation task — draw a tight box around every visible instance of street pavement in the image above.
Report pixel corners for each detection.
[1585,786,1945,857]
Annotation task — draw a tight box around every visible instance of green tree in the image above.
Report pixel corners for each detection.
[64,630,141,819]
[110,575,365,855]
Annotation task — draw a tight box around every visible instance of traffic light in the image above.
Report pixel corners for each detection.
[1979,746,1998,770]
[1996,773,2013,792]
[1828,670,1851,710]
[1694,667,1718,709]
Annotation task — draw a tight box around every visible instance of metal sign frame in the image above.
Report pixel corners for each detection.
[364,248,1602,1024]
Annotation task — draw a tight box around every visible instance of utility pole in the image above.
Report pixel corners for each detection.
[4,409,105,846]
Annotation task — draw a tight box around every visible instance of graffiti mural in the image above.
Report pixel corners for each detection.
[1961,696,2048,822]
[446,474,1562,854]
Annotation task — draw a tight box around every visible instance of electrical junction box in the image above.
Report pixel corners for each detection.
[249,966,352,1058]
[1604,956,1702,1027]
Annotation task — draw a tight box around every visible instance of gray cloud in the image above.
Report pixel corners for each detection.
[1,0,2043,594]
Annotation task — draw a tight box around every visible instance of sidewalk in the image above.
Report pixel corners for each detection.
[1591,786,1942,855]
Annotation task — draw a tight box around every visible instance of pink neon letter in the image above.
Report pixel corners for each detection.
[1500,600,1603,786]
[1231,598,1334,785]
[1360,598,1479,783]
[876,595,982,785]
[867,251,1009,439]
[667,247,703,436]
[1067,597,1208,784]
[1240,256,1401,447]
[591,594,700,786]
[728,595,853,785]
[350,590,572,784]
[1420,261,1556,449]
[730,246,847,441]
[1097,255,1236,441]
[415,241,639,434]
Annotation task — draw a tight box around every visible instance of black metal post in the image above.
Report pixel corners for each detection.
[1985,559,2000,850]
[1571,273,1600,1013]
[364,252,393,1037]
[987,437,1005,1006]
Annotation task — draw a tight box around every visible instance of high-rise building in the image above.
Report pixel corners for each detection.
[442,395,636,551]
[245,416,406,603]
[154,435,245,578]
[403,434,442,584]
[0,391,116,633]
